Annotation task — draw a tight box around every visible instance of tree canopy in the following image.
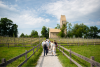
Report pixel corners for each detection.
[0,18,18,37]
[41,26,49,38]
[31,30,38,37]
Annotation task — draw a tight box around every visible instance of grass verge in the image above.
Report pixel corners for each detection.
[0,46,43,67]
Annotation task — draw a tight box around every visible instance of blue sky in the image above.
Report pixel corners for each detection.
[0,0,100,36]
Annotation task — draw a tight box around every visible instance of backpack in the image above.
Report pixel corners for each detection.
[43,44,47,49]
[54,42,57,47]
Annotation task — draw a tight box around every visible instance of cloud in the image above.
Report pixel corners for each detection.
[84,21,100,26]
[0,1,50,36]
[42,0,100,26]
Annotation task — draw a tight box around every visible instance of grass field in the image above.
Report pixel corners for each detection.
[0,46,43,67]
[50,38,100,67]
[0,36,44,47]
[56,45,100,67]
[0,36,45,67]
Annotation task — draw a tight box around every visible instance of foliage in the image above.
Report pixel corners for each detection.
[67,23,100,38]
[67,22,73,37]
[31,30,38,37]
[71,23,89,38]
[55,24,60,29]
[20,33,25,37]
[88,26,100,38]
[41,26,49,38]
[0,18,18,37]
[58,24,67,37]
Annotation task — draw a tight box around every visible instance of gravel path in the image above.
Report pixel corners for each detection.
[36,49,63,67]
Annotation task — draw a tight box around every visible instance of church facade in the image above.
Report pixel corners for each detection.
[49,15,67,38]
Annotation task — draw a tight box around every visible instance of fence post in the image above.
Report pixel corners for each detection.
[59,45,60,51]
[2,58,6,67]
[33,47,34,54]
[37,45,38,52]
[70,49,72,64]
[91,56,95,67]
[68,43,69,47]
[94,42,95,46]
[8,43,9,48]
[63,46,64,56]
[25,50,27,62]
[14,36,15,46]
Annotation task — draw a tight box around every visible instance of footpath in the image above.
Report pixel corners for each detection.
[36,49,63,67]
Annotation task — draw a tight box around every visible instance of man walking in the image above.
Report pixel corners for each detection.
[42,41,48,56]
[46,40,49,53]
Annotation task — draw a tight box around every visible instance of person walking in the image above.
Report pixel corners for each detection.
[54,40,57,52]
[42,41,48,56]
[50,41,53,55]
[52,42,56,56]
[46,40,49,53]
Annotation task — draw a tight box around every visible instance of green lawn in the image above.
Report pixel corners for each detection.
[56,45,100,67]
[0,46,43,67]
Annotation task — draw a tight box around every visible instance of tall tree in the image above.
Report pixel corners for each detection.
[72,23,89,38]
[0,18,18,37]
[67,22,73,37]
[55,24,60,29]
[89,26,100,38]
[31,30,38,37]
[20,33,24,37]
[58,24,67,37]
[41,26,48,38]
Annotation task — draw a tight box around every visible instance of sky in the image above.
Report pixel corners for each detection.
[0,0,100,36]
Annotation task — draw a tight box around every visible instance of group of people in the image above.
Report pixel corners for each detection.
[42,39,57,56]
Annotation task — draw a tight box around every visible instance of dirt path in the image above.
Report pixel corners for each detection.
[36,49,63,67]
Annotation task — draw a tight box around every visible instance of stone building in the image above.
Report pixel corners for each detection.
[49,15,67,38]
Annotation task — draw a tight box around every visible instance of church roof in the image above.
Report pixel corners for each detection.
[61,15,66,21]
[49,28,61,32]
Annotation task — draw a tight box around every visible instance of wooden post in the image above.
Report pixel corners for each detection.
[8,43,9,48]
[2,58,6,67]
[14,37,15,46]
[33,47,34,54]
[68,43,69,47]
[25,50,27,62]
[23,37,24,46]
[94,43,95,46]
[91,56,95,67]
[63,46,64,56]
[59,45,60,51]
[70,49,72,63]
[31,36,32,46]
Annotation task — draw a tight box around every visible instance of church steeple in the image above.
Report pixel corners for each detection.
[60,15,67,36]
[60,15,66,28]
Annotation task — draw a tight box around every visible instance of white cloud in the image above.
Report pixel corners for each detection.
[0,1,50,36]
[84,21,100,26]
[42,0,100,26]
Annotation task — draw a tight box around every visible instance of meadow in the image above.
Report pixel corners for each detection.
[50,38,100,67]
[0,36,45,67]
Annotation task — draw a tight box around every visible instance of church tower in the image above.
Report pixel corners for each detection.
[60,15,67,36]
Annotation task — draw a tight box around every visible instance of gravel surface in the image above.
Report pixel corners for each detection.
[36,49,63,67]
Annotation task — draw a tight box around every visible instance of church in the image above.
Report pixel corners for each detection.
[49,15,67,38]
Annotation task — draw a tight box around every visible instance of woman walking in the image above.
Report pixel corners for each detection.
[52,42,56,56]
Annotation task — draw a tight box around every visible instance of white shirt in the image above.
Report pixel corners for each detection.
[46,41,49,47]
[42,41,45,46]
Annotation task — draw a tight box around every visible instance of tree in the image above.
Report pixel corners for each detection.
[88,26,100,38]
[20,33,24,37]
[55,24,60,29]
[58,24,67,37]
[31,30,38,37]
[0,18,18,37]
[41,26,48,38]
[67,22,73,37]
[71,23,89,38]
